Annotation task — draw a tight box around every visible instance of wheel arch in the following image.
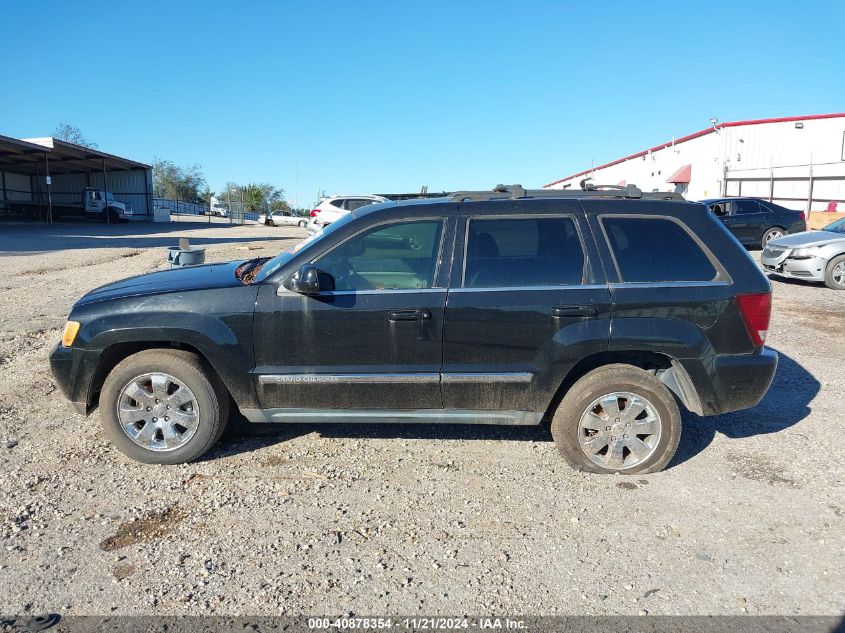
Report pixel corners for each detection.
[87,341,233,413]
[544,350,704,421]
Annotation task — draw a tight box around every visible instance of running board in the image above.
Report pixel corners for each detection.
[240,408,543,426]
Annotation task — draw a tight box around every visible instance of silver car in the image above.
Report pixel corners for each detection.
[760,217,845,289]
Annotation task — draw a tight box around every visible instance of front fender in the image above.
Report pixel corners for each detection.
[71,286,259,409]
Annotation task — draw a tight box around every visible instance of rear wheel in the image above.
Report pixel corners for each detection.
[298,220,307,227]
[99,349,229,464]
[824,254,845,290]
[551,364,681,474]
[761,226,785,248]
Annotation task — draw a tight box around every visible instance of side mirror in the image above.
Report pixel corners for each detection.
[288,264,334,295]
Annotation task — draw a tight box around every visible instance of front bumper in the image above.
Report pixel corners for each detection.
[49,342,93,415]
[680,348,778,416]
[761,249,826,282]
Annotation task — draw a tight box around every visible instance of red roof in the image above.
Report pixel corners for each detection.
[666,164,691,184]
[543,112,845,188]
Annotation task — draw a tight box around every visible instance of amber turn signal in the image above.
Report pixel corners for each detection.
[61,321,81,347]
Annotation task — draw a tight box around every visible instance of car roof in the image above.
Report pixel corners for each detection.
[351,193,700,220]
[700,197,764,204]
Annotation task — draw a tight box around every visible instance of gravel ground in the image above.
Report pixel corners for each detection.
[0,219,843,617]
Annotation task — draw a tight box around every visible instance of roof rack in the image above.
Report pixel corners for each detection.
[449,184,684,202]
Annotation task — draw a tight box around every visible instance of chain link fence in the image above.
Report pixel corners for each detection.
[152,198,260,224]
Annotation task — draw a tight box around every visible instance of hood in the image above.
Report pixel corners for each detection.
[768,230,845,249]
[75,260,246,307]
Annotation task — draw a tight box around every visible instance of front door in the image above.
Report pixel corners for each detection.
[253,216,453,413]
[441,203,611,417]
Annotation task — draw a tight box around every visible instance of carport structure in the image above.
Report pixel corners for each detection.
[0,134,152,223]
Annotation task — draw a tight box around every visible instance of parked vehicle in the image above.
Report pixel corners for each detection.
[701,197,806,248]
[761,217,845,289]
[257,211,308,227]
[209,204,228,217]
[50,185,777,473]
[7,187,127,222]
[307,195,387,234]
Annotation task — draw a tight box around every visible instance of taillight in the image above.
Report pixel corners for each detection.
[735,293,771,346]
[310,209,320,217]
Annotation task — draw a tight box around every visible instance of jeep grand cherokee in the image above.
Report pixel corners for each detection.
[50,185,777,474]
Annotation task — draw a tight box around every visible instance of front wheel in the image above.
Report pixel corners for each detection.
[298,220,307,227]
[99,349,229,464]
[761,227,785,248]
[825,254,845,290]
[551,364,681,474]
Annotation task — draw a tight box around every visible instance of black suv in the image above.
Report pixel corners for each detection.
[701,197,806,249]
[50,185,777,474]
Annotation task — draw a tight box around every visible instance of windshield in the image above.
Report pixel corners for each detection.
[823,217,845,234]
[251,212,357,283]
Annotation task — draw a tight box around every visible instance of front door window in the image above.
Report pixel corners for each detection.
[315,220,443,291]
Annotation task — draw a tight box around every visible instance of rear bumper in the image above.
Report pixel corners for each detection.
[49,342,94,415]
[680,348,778,416]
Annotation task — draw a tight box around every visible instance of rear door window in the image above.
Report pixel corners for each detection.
[601,216,717,283]
[346,199,377,211]
[463,217,585,287]
[735,200,762,214]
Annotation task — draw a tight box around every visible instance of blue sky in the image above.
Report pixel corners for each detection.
[3,0,843,206]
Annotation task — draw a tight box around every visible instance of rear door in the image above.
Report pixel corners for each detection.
[732,199,765,243]
[441,200,611,417]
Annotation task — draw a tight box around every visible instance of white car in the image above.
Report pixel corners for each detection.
[306,195,387,234]
[257,211,309,227]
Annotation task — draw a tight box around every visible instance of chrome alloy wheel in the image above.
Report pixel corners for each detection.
[832,261,845,286]
[765,229,784,243]
[578,392,662,470]
[116,373,200,451]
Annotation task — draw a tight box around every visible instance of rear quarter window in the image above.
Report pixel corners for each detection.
[601,216,717,283]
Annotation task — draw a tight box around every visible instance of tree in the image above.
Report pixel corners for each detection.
[199,186,215,206]
[53,123,98,149]
[224,182,286,212]
[152,158,208,203]
[269,198,291,213]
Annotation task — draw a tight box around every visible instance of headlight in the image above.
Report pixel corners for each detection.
[789,248,816,260]
[61,321,81,347]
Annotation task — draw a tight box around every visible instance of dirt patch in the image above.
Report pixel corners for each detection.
[113,563,137,581]
[99,506,188,552]
[20,250,144,276]
[728,451,799,487]
[775,303,845,336]
[260,454,286,467]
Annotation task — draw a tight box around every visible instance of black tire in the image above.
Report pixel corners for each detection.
[99,349,229,464]
[298,220,307,227]
[761,226,786,249]
[824,254,845,290]
[551,364,681,474]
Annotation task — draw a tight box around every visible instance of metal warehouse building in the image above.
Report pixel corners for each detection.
[0,135,152,221]
[544,113,845,212]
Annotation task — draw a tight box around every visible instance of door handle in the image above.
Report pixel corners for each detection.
[551,305,597,318]
[388,309,432,322]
